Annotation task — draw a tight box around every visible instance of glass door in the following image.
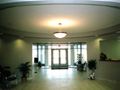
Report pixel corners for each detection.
[52,49,68,69]
[52,50,59,68]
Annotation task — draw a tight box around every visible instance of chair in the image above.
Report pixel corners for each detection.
[2,67,17,88]
[0,70,3,90]
[77,62,86,71]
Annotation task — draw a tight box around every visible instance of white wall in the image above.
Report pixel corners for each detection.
[87,38,101,61]
[97,61,120,83]
[100,38,120,60]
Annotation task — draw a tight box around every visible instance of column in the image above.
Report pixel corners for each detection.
[71,44,74,66]
[45,44,48,66]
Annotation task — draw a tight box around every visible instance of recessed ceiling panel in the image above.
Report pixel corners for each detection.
[0,4,120,37]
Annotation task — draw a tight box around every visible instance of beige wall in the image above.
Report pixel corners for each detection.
[0,36,101,69]
[0,36,32,72]
[0,34,119,82]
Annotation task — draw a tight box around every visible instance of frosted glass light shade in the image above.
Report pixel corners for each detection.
[53,32,67,38]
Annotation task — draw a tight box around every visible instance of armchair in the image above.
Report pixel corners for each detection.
[1,66,17,88]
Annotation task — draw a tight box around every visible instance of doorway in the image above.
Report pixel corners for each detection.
[32,43,87,68]
[51,49,68,69]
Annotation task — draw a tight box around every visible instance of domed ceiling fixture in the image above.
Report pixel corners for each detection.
[53,23,67,38]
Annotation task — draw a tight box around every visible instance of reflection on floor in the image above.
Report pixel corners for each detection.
[11,68,120,90]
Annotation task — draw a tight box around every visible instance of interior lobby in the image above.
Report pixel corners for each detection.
[0,0,120,90]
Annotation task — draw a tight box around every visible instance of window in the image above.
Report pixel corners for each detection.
[32,43,87,66]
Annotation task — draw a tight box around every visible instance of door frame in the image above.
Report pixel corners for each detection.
[51,49,68,69]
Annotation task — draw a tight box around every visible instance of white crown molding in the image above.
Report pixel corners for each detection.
[0,0,120,4]
[0,0,120,10]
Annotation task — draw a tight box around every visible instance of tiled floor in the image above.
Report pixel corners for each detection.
[10,68,120,90]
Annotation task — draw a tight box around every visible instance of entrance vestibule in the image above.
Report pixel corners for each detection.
[32,43,87,69]
[52,49,68,69]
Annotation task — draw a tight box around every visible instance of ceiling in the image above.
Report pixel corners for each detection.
[0,0,120,39]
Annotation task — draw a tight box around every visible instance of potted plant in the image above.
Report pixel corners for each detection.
[88,59,96,80]
[17,62,31,82]
[38,61,41,69]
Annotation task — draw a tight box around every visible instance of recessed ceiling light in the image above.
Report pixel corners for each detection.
[95,35,98,37]
[116,31,120,33]
[20,36,24,38]
[0,33,3,35]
